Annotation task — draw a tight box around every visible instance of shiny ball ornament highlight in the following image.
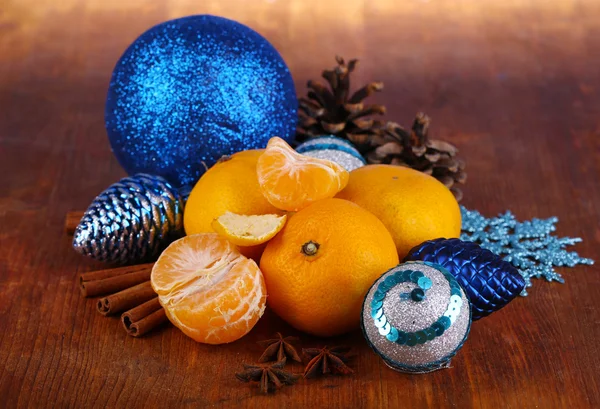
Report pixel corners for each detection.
[295,136,366,172]
[361,261,471,374]
[105,15,298,188]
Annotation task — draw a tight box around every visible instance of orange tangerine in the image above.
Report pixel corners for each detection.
[151,233,267,344]
[257,137,349,211]
[184,150,283,261]
[260,198,399,337]
[337,165,461,258]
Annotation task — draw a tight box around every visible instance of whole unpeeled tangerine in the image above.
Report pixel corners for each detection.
[260,198,399,337]
[336,165,461,258]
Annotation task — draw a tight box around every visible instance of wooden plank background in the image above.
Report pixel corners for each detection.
[1,0,599,408]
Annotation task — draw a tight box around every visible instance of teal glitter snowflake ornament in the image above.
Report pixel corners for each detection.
[460,206,594,295]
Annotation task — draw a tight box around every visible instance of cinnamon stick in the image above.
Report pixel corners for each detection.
[97,281,156,316]
[79,263,154,297]
[121,297,168,337]
[65,211,85,235]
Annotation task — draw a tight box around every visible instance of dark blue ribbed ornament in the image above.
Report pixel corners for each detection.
[106,15,298,188]
[404,238,525,320]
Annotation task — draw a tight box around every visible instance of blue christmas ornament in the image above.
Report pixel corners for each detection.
[362,261,471,373]
[105,15,298,188]
[72,174,185,264]
[295,136,366,171]
[405,238,525,320]
[460,206,594,295]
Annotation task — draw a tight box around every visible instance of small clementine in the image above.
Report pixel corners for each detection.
[336,165,461,258]
[184,150,283,260]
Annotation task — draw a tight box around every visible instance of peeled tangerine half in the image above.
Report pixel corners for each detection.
[211,212,287,247]
[257,137,349,211]
[151,233,267,344]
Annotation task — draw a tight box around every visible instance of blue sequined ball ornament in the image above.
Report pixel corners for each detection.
[295,135,366,171]
[405,238,526,320]
[105,15,298,188]
[362,261,471,374]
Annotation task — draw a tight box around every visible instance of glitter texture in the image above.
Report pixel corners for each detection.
[105,15,298,188]
[295,136,366,171]
[362,262,471,374]
[72,174,184,264]
[460,206,594,295]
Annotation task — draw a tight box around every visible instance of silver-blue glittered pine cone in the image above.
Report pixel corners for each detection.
[72,174,184,264]
[404,238,525,320]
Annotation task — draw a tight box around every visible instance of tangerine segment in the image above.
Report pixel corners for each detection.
[211,212,287,246]
[151,234,267,344]
[257,137,349,211]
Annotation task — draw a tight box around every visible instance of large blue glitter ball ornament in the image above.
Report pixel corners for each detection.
[105,15,298,188]
[405,238,526,320]
[295,136,366,171]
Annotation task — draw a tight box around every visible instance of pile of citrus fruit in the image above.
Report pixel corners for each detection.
[151,137,461,343]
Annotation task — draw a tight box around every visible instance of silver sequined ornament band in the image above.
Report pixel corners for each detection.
[295,135,366,172]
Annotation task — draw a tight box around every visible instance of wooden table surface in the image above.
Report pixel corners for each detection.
[1,0,599,408]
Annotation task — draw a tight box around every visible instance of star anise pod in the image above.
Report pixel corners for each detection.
[302,346,354,378]
[257,332,302,363]
[235,358,300,394]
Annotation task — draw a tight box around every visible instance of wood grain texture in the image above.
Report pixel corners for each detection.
[1,0,599,408]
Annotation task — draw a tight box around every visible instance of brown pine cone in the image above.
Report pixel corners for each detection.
[296,56,387,151]
[296,57,467,201]
[366,113,467,201]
